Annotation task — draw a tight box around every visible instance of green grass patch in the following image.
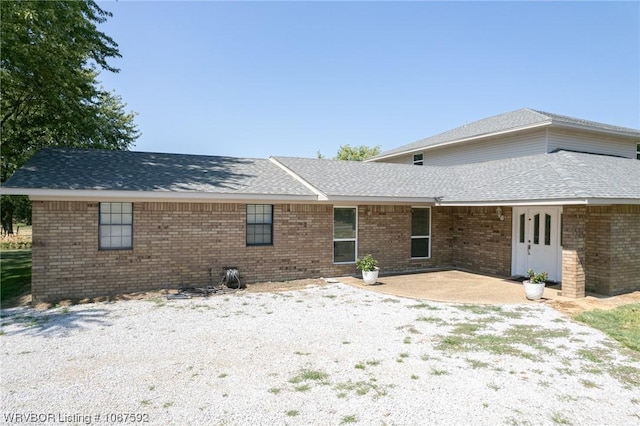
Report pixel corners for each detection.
[286,410,299,417]
[455,304,502,315]
[0,249,31,304]
[340,415,357,424]
[576,304,640,352]
[416,315,447,325]
[334,380,387,399]
[408,303,440,310]
[436,324,565,359]
[289,369,329,386]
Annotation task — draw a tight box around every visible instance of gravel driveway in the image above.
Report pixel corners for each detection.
[1,282,639,425]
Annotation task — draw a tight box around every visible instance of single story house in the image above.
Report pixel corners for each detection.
[3,108,640,302]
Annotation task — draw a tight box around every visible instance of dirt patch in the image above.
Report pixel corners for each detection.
[19,278,331,310]
[549,291,640,317]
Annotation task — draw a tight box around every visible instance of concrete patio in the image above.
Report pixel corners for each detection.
[335,270,640,310]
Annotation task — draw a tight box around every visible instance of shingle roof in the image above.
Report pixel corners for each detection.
[371,108,640,160]
[271,156,444,200]
[274,151,640,204]
[4,148,639,205]
[440,151,640,203]
[2,148,316,197]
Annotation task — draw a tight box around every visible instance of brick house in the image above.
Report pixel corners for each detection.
[3,109,640,302]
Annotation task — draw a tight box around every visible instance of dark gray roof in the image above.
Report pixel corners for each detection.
[372,108,640,160]
[275,151,640,204]
[440,151,640,203]
[4,148,639,204]
[272,156,446,200]
[2,148,315,197]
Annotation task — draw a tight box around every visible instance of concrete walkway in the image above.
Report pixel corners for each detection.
[335,270,640,311]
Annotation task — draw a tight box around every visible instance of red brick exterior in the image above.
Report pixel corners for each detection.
[563,204,640,297]
[447,206,513,277]
[31,202,455,302]
[30,201,639,302]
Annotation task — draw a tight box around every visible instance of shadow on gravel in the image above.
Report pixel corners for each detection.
[0,308,111,337]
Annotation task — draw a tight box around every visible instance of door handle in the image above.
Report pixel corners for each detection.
[527,244,531,255]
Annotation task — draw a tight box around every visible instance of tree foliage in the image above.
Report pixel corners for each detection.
[317,145,381,161]
[334,144,381,161]
[1,0,139,233]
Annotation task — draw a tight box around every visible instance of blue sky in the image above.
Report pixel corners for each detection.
[97,1,639,159]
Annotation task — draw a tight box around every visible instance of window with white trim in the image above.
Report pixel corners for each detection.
[333,207,357,263]
[247,204,273,246]
[413,153,424,165]
[99,202,133,250]
[411,207,431,258]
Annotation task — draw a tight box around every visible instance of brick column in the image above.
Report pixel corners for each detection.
[561,206,586,298]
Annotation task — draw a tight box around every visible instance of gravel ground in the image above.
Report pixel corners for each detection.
[1,282,639,425]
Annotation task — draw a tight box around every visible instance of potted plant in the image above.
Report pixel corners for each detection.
[523,269,548,300]
[356,254,379,285]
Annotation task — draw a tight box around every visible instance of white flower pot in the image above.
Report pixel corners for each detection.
[523,280,545,300]
[362,268,379,285]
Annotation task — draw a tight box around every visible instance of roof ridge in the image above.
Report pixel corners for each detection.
[543,152,589,198]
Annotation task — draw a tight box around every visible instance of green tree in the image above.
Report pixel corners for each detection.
[1,0,139,233]
[316,145,381,161]
[334,144,381,161]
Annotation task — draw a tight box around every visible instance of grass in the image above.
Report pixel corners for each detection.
[340,415,357,424]
[288,369,330,387]
[576,304,640,352]
[0,249,31,304]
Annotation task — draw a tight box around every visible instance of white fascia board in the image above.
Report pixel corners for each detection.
[437,198,640,206]
[323,195,435,205]
[368,122,552,162]
[584,198,640,205]
[268,157,329,201]
[551,123,640,139]
[436,199,588,207]
[4,188,319,203]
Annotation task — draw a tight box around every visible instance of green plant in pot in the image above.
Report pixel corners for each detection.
[356,254,379,285]
[523,269,548,300]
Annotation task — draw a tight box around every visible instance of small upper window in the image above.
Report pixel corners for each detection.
[99,202,133,250]
[247,204,273,246]
[413,153,424,165]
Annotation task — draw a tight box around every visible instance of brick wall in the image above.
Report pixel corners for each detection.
[564,204,640,297]
[31,201,456,302]
[448,206,513,277]
[561,206,587,298]
[35,200,638,302]
[357,205,452,272]
[585,205,640,295]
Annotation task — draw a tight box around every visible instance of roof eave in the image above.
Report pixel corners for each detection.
[323,195,436,205]
[550,122,640,139]
[368,122,552,162]
[437,197,640,206]
[3,188,319,203]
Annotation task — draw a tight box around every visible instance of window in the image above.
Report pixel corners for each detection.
[247,204,273,246]
[333,207,357,263]
[411,208,431,258]
[413,153,424,165]
[637,143,639,160]
[99,202,133,250]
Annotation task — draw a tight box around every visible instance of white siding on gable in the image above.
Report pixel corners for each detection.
[547,129,636,158]
[419,130,547,166]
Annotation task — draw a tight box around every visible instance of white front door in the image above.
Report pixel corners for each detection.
[512,207,562,282]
